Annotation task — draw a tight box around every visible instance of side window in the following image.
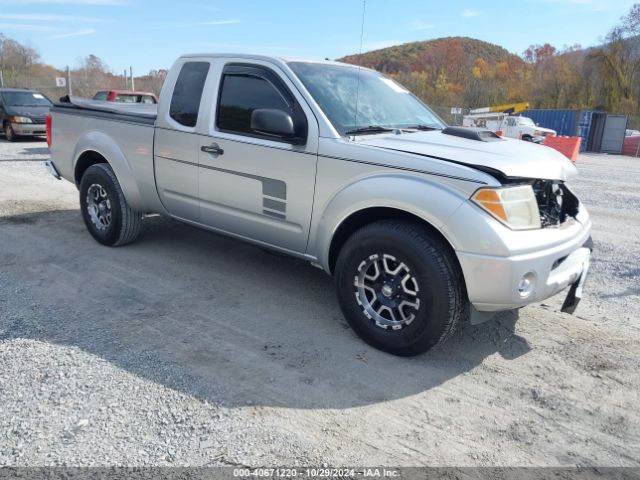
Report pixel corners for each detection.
[94,92,107,101]
[217,74,291,135]
[169,61,210,127]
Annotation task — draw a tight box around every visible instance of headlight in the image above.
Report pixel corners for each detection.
[533,130,542,136]
[9,116,33,124]
[472,185,541,230]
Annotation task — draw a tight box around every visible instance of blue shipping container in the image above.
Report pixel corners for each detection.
[577,110,594,152]
[521,109,579,137]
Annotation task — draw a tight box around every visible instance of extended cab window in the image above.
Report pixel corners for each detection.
[170,62,210,127]
[217,74,290,135]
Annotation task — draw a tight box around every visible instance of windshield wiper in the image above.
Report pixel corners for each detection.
[345,125,395,136]
[403,124,442,131]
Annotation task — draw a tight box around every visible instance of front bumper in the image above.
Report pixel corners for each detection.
[11,122,46,136]
[457,228,592,312]
[444,192,592,314]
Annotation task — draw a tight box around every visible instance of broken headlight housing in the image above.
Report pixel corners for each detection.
[472,185,542,230]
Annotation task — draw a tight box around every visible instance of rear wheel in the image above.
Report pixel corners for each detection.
[79,163,142,246]
[335,220,468,356]
[3,122,16,142]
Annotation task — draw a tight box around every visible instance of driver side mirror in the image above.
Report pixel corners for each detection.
[251,108,301,143]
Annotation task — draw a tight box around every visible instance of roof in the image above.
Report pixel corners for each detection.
[178,53,368,71]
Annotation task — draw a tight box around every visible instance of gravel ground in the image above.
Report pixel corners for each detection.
[1,137,639,467]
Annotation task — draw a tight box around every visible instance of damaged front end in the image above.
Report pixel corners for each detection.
[532,180,580,228]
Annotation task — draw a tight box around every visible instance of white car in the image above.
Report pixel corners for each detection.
[626,129,640,137]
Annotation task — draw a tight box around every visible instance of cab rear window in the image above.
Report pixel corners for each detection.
[169,62,210,127]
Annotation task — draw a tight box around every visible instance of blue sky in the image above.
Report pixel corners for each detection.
[0,0,636,74]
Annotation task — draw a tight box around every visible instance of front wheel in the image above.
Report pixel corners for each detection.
[79,163,142,246]
[334,220,468,356]
[4,122,16,142]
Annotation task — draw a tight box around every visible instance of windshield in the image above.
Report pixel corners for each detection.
[2,91,52,107]
[288,62,445,135]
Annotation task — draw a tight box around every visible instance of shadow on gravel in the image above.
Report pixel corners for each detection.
[0,209,531,409]
[0,136,46,144]
[20,146,49,155]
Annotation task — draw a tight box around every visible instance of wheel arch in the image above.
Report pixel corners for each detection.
[310,173,469,274]
[74,150,108,186]
[72,130,144,211]
[327,206,459,275]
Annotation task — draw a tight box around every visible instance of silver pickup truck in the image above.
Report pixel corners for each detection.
[47,54,592,356]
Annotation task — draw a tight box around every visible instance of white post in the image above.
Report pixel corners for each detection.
[66,66,72,96]
[0,69,3,88]
[124,69,128,89]
[130,66,135,91]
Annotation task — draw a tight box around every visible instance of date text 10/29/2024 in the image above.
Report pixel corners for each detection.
[233,468,400,478]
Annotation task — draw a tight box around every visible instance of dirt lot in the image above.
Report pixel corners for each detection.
[1,138,639,467]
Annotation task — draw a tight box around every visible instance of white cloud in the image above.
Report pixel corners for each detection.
[532,0,636,11]
[0,0,126,5]
[199,19,242,26]
[47,28,96,39]
[0,13,105,22]
[462,9,481,18]
[410,20,434,31]
[0,22,59,31]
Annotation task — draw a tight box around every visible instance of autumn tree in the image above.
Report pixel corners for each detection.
[588,4,640,119]
[0,34,40,87]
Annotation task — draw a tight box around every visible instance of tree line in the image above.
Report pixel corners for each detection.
[347,4,640,128]
[0,37,167,101]
[1,4,638,127]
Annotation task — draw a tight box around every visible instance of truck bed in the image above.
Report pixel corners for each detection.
[51,96,157,125]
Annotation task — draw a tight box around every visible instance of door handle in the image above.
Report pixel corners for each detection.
[201,143,224,156]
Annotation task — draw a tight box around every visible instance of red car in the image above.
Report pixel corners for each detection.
[92,90,158,104]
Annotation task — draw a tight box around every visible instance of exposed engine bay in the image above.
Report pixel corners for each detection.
[532,180,580,227]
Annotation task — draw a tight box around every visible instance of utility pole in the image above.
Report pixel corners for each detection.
[66,66,72,96]
[130,66,135,91]
[124,69,128,89]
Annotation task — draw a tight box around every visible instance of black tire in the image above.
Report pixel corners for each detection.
[4,122,16,142]
[79,163,142,246]
[522,135,533,142]
[335,220,468,356]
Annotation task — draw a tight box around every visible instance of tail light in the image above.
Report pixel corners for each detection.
[46,113,52,148]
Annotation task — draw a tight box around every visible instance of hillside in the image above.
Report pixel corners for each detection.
[338,36,524,76]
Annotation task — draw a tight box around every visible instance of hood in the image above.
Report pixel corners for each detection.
[5,105,50,122]
[358,130,578,182]
[537,127,556,134]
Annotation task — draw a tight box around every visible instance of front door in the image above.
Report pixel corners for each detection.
[197,63,318,253]
[504,117,517,138]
